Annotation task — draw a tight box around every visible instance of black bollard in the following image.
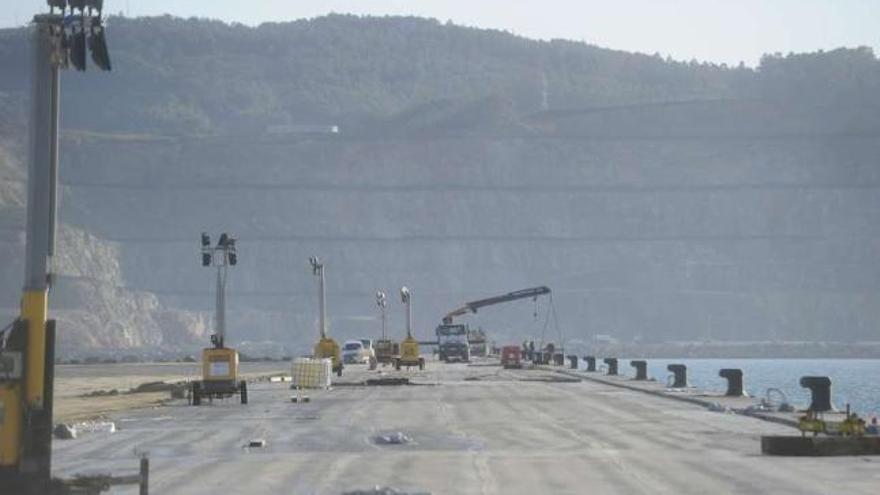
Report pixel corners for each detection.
[603,357,618,376]
[667,364,687,388]
[583,356,596,372]
[719,368,745,396]
[553,353,565,366]
[140,455,150,495]
[567,355,578,369]
[630,360,647,380]
[799,376,833,412]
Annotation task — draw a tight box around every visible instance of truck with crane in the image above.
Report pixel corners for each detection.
[436,286,551,363]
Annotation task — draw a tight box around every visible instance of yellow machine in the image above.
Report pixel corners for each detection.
[2,6,116,490]
[192,343,247,405]
[395,335,424,370]
[798,405,867,438]
[375,339,398,365]
[395,287,425,370]
[310,257,343,376]
[797,411,826,437]
[374,291,397,365]
[314,337,343,376]
[0,375,23,466]
[191,232,247,405]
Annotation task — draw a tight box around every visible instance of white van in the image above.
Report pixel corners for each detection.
[342,340,372,364]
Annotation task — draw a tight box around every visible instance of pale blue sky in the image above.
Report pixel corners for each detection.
[5,0,878,66]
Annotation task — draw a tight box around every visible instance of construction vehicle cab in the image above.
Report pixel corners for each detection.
[436,324,470,362]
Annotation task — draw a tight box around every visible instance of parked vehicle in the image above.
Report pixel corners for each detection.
[436,324,470,362]
[342,340,372,364]
[501,345,523,369]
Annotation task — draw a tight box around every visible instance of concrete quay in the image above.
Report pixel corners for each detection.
[52,360,879,494]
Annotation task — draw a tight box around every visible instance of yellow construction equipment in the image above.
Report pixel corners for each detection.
[375,339,398,365]
[193,340,247,406]
[0,363,23,466]
[314,337,342,376]
[394,287,425,370]
[374,291,397,365]
[310,256,343,376]
[1,6,113,489]
[798,405,867,437]
[191,233,247,405]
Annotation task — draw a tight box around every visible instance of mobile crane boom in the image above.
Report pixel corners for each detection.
[441,286,551,325]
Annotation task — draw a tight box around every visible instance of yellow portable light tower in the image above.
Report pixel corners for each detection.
[310,257,343,376]
[1,2,112,492]
[395,287,425,371]
[374,291,397,365]
[191,233,248,406]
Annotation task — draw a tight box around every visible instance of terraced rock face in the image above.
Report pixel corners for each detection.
[0,139,209,356]
[53,126,880,352]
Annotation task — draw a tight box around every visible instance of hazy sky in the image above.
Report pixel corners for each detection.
[4,0,878,66]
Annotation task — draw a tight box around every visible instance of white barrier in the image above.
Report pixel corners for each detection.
[291,358,332,389]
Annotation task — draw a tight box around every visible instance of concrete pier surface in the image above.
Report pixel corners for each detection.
[52,361,878,494]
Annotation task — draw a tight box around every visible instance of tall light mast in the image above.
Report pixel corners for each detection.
[201,232,237,348]
[311,256,342,375]
[400,286,412,338]
[0,2,111,491]
[376,290,387,339]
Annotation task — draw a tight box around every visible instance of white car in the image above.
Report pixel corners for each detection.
[342,340,374,364]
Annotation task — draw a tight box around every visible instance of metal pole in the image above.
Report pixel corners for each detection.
[381,305,386,340]
[139,455,149,495]
[405,294,412,339]
[46,52,59,260]
[318,265,326,339]
[22,19,56,410]
[215,261,226,346]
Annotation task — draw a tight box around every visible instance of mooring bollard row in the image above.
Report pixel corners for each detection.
[719,368,745,397]
[799,376,833,412]
[603,357,618,376]
[630,360,647,380]
[667,364,687,388]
